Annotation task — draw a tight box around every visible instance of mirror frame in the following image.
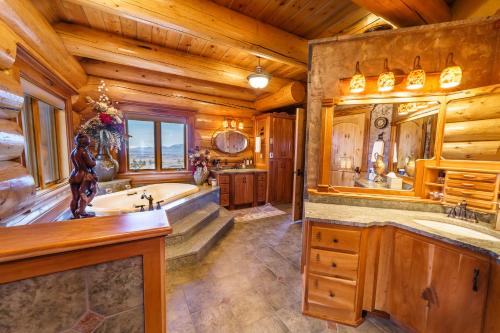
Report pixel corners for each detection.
[211,128,249,155]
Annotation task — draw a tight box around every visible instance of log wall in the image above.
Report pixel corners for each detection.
[306,16,500,189]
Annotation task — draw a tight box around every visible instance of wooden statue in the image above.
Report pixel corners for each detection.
[69,133,98,218]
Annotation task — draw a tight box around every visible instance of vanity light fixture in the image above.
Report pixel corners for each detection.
[349,61,365,93]
[377,59,395,92]
[230,119,237,128]
[407,56,426,90]
[238,121,244,130]
[440,52,462,89]
[222,118,229,128]
[247,57,271,89]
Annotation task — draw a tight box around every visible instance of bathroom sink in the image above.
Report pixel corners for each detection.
[413,220,500,242]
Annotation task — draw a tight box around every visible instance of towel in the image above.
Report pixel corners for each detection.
[371,140,385,162]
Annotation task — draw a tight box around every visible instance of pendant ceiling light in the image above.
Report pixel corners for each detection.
[247,57,271,89]
[440,52,462,89]
[349,61,365,93]
[407,56,426,90]
[377,59,395,92]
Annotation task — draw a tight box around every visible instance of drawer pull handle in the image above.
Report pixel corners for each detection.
[316,232,322,241]
[332,238,339,243]
[316,254,320,262]
[461,183,475,187]
[462,174,476,179]
[329,291,335,298]
[331,262,337,268]
[473,268,480,292]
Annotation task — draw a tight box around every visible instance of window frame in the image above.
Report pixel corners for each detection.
[125,114,190,173]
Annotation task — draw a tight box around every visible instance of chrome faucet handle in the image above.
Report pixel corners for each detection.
[156,200,164,210]
[134,204,146,212]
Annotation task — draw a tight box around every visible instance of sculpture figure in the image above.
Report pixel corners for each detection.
[69,133,98,218]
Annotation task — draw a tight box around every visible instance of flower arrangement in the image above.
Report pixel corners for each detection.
[80,80,126,151]
[188,146,211,173]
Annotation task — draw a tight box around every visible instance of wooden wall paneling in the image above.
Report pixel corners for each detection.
[0,161,36,221]
[444,118,500,142]
[0,119,24,161]
[0,0,87,89]
[445,93,500,123]
[80,60,257,101]
[442,141,500,161]
[0,21,17,70]
[64,0,308,68]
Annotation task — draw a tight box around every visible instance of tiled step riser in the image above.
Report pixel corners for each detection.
[166,190,219,223]
[165,208,220,246]
[166,219,233,270]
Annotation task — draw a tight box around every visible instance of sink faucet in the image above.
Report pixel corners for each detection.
[447,200,479,223]
[141,191,155,211]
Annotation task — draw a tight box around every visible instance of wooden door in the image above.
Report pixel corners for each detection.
[292,108,305,221]
[426,246,490,333]
[233,174,254,205]
[390,231,432,333]
[331,113,366,181]
[272,116,294,158]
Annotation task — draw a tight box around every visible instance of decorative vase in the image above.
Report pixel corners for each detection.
[193,167,209,185]
[94,143,119,182]
[373,153,386,182]
[405,156,416,177]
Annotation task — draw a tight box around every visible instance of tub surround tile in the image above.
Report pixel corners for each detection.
[305,201,500,261]
[93,306,144,333]
[72,311,104,333]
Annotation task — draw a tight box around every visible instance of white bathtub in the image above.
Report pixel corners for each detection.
[88,183,199,216]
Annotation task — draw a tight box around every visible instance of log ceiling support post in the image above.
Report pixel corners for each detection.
[64,0,308,69]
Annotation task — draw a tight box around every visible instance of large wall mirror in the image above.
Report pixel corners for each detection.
[330,101,440,191]
[442,92,500,161]
[212,129,249,154]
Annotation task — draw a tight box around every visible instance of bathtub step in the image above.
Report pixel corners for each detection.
[166,208,234,270]
[165,202,220,246]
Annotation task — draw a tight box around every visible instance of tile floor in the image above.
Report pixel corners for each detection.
[166,205,406,333]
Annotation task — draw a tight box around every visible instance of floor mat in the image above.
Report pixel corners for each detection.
[233,203,287,222]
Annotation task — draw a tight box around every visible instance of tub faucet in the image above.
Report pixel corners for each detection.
[141,191,155,211]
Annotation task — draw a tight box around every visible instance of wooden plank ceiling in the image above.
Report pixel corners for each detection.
[30,0,451,107]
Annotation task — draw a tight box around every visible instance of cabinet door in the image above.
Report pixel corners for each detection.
[391,232,432,333]
[272,117,294,158]
[426,246,490,333]
[233,174,254,205]
[269,159,293,204]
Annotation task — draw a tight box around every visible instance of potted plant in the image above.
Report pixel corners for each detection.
[80,80,126,182]
[189,146,210,185]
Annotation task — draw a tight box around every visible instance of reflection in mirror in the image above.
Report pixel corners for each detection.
[330,101,439,191]
[443,93,500,161]
[212,130,248,154]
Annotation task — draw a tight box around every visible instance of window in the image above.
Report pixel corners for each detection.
[21,95,67,188]
[126,118,187,171]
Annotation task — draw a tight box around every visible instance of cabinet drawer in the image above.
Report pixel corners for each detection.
[309,248,359,280]
[445,187,495,201]
[218,175,230,184]
[257,173,266,181]
[310,226,361,253]
[220,194,229,207]
[220,183,229,194]
[446,179,496,192]
[444,195,494,211]
[307,274,356,311]
[447,172,497,183]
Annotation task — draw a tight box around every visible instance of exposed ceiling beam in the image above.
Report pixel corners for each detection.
[63,0,308,69]
[0,0,87,89]
[55,23,291,93]
[75,76,257,117]
[351,0,451,27]
[80,59,259,101]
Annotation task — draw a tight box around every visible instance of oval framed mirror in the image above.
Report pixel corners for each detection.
[212,129,249,154]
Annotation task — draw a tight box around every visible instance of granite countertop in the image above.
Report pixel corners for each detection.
[211,168,267,174]
[305,202,500,262]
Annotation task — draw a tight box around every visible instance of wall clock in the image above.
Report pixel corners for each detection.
[374,116,388,129]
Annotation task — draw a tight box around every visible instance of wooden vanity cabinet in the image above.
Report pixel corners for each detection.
[213,171,267,209]
[302,222,495,331]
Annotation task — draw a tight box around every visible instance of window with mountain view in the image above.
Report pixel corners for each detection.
[161,122,186,170]
[127,119,156,170]
[127,119,186,171]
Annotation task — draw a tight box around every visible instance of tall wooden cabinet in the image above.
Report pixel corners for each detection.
[255,113,295,204]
